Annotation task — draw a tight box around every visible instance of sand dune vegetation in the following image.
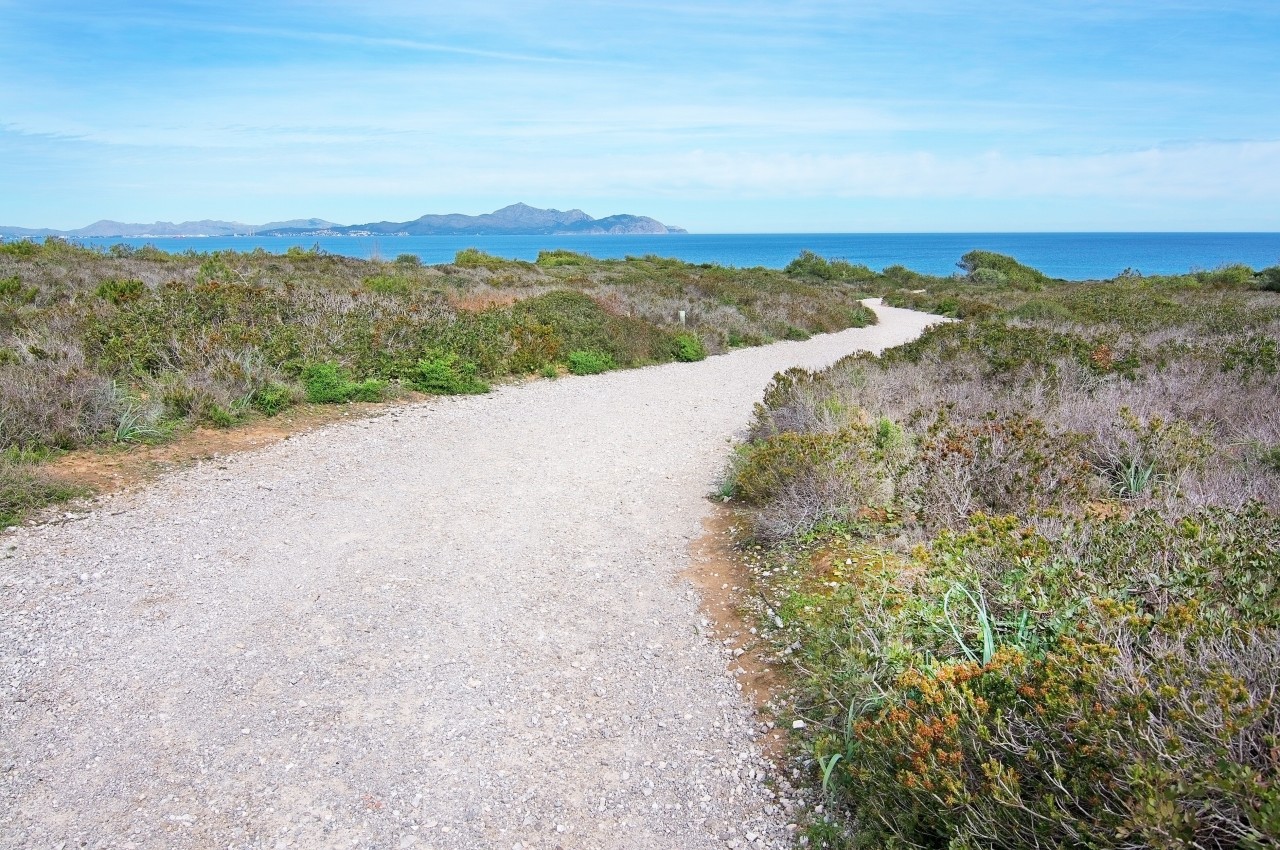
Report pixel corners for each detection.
[725,252,1280,848]
[0,239,877,525]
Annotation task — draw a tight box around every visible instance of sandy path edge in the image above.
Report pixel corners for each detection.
[1,301,941,850]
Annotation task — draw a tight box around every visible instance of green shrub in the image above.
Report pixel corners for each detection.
[958,250,1051,289]
[301,363,383,403]
[1198,263,1255,288]
[1258,266,1280,292]
[196,255,235,284]
[784,250,875,281]
[566,350,614,375]
[970,266,1008,286]
[94,278,146,304]
[0,275,35,304]
[453,248,509,270]
[748,506,1280,849]
[393,253,421,266]
[204,405,237,428]
[251,382,295,416]
[512,290,674,367]
[1007,299,1075,323]
[0,239,40,258]
[674,333,706,362]
[536,249,590,267]
[285,243,324,259]
[731,423,906,538]
[881,264,922,284]
[411,353,489,395]
[784,250,831,279]
[364,274,412,296]
[1221,334,1278,378]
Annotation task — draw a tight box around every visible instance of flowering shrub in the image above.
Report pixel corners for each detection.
[776,509,1280,848]
[729,260,1280,847]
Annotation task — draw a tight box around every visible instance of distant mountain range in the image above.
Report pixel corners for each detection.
[0,204,686,238]
[0,218,340,239]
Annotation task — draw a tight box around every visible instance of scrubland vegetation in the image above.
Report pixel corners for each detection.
[0,238,875,525]
[726,251,1280,848]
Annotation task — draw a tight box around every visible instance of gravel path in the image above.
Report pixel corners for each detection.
[1,301,938,850]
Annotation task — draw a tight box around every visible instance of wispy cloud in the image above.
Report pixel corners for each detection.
[1,1,1277,229]
[193,23,609,66]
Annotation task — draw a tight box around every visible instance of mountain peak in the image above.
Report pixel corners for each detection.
[1,205,686,238]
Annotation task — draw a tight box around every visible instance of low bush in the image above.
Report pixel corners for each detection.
[250,382,297,416]
[0,275,37,304]
[536,249,590,267]
[0,458,84,527]
[411,353,489,395]
[453,247,511,270]
[0,359,117,450]
[778,509,1280,849]
[364,274,413,296]
[566,350,614,375]
[94,278,146,304]
[732,424,904,539]
[958,249,1052,289]
[785,250,876,282]
[512,290,676,367]
[0,239,40,258]
[0,239,915,519]
[674,332,706,362]
[300,363,383,404]
[725,260,1280,846]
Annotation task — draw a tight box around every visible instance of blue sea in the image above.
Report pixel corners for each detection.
[74,232,1280,281]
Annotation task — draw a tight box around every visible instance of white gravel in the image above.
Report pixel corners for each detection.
[0,301,938,849]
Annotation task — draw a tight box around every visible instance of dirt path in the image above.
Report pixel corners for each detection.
[1,301,940,849]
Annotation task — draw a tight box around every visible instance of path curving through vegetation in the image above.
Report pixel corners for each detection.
[0,302,940,849]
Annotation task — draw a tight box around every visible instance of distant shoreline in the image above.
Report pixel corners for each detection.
[11,231,1278,280]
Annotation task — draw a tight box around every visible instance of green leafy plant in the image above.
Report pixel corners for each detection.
[411,353,489,395]
[112,392,167,443]
[94,278,146,304]
[784,250,875,281]
[364,274,412,296]
[300,363,383,403]
[453,247,510,270]
[250,383,295,416]
[566,350,614,375]
[674,332,706,362]
[1112,458,1156,498]
[958,249,1051,289]
[536,249,589,267]
[203,405,238,428]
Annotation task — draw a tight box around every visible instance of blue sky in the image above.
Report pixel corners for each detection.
[2,1,1278,231]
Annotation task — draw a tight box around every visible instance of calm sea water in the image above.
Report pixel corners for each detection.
[76,232,1280,281]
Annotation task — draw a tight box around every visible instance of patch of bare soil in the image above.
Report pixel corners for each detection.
[43,395,431,495]
[685,504,789,761]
